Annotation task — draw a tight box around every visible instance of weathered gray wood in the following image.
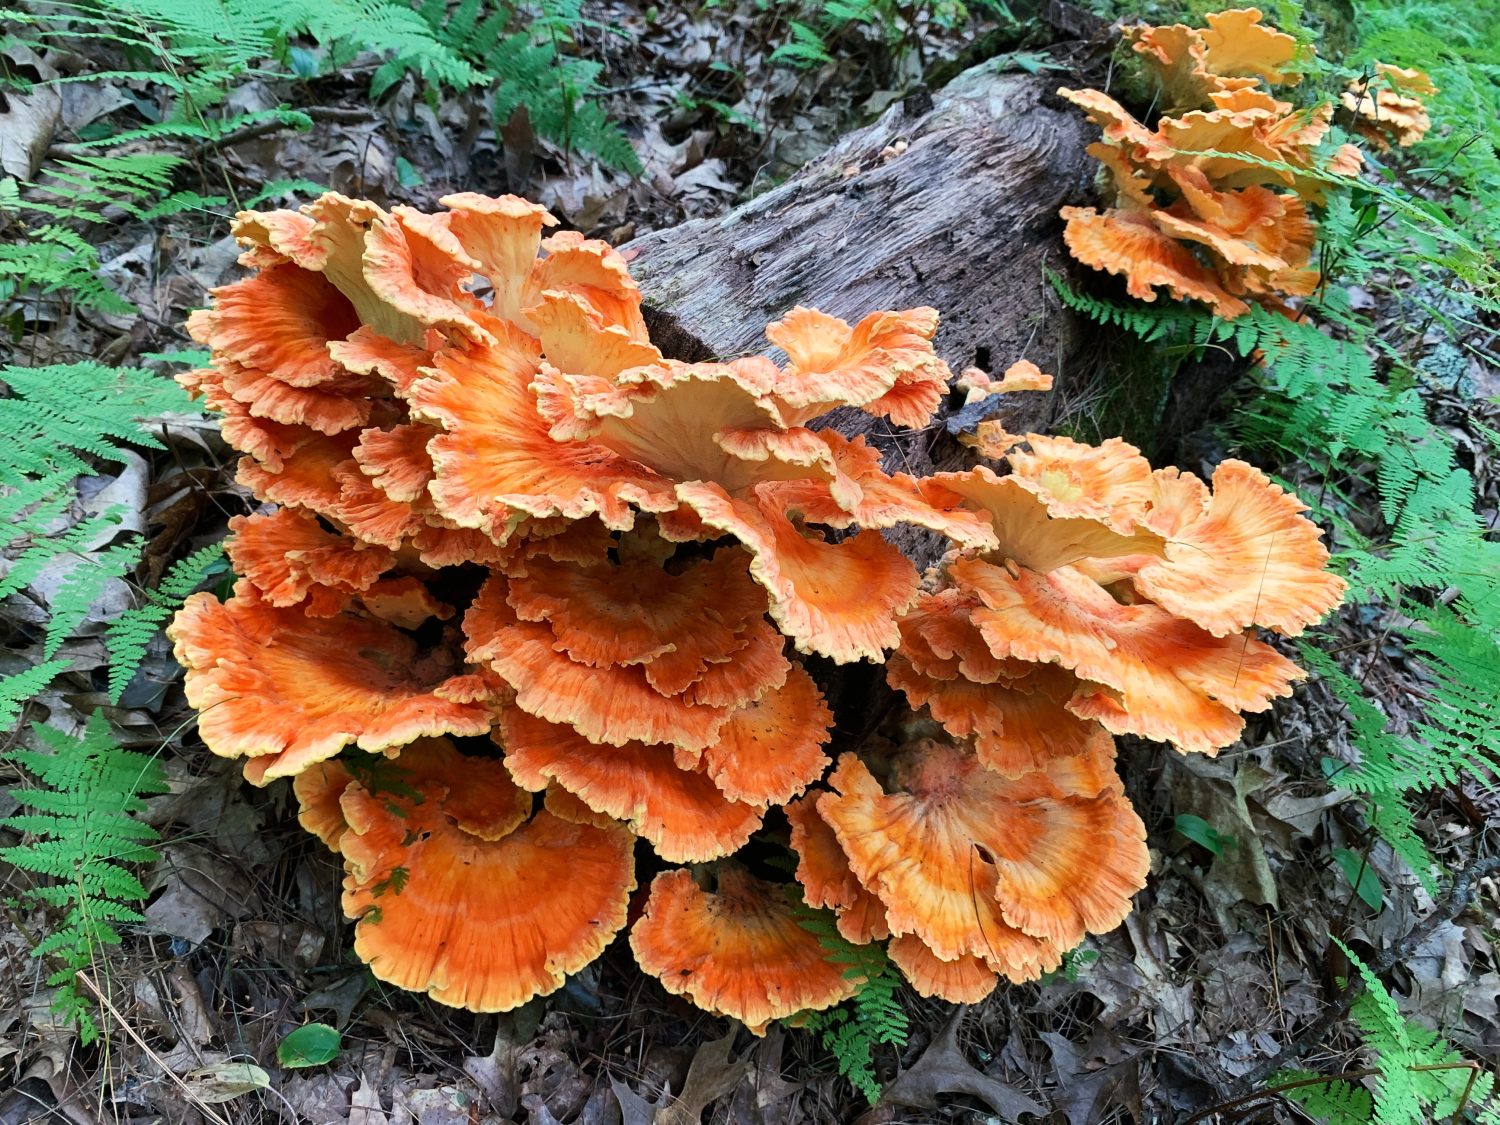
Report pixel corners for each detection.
[624,60,1094,506]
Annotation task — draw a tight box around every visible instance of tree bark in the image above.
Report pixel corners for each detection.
[624,63,1095,538]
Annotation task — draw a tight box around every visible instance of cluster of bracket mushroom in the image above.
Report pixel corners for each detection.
[169,187,1345,1030]
[1057,8,1432,318]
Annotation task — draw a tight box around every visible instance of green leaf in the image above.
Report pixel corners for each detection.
[1174,814,1231,855]
[1332,848,1384,911]
[277,1022,342,1068]
[394,156,424,188]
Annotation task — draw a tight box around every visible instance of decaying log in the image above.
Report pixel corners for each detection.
[625,59,1094,542]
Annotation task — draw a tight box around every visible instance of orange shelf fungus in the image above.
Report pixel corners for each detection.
[168,587,494,786]
[341,758,635,1012]
[1341,64,1436,151]
[1054,8,1388,316]
[176,185,1345,1031]
[496,710,763,863]
[887,934,1000,1004]
[819,743,1146,964]
[630,867,860,1034]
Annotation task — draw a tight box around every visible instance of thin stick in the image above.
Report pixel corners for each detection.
[74,970,235,1125]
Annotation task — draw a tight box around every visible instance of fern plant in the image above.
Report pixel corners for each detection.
[105,542,227,702]
[789,897,911,1103]
[1,361,201,715]
[4,0,482,134]
[0,153,225,314]
[404,0,641,172]
[1,713,169,1041]
[1267,943,1498,1125]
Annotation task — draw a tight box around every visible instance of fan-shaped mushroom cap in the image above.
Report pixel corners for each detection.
[179,366,316,474]
[673,618,792,709]
[896,588,1025,685]
[957,360,1056,405]
[230,206,324,270]
[376,737,533,839]
[677,483,920,664]
[227,509,395,608]
[785,794,891,942]
[557,356,859,507]
[505,546,768,671]
[465,577,735,752]
[924,465,1166,572]
[532,230,650,340]
[1132,459,1346,636]
[759,432,998,551]
[1199,8,1301,88]
[887,934,999,1003]
[1158,110,1291,188]
[409,313,676,538]
[1005,435,1155,532]
[1060,207,1250,318]
[352,423,439,503]
[196,264,362,388]
[293,759,355,852]
[766,306,949,428]
[819,743,1145,958]
[1056,88,1162,154]
[887,655,1114,779]
[951,558,1305,753]
[1341,80,1433,150]
[630,867,860,1034]
[497,710,762,862]
[528,295,664,395]
[690,665,832,805]
[1327,144,1364,177]
[217,361,382,435]
[236,430,356,517]
[293,193,442,346]
[327,325,438,396]
[819,746,1061,975]
[439,192,557,327]
[169,589,495,784]
[341,770,635,1013]
[362,206,488,343]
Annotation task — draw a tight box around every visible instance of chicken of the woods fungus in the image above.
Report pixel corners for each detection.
[1055,7,1433,318]
[170,187,1344,1030]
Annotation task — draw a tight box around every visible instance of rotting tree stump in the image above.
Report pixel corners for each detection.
[624,59,1094,551]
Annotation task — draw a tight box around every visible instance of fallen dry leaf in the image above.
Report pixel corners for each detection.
[880,1009,1044,1118]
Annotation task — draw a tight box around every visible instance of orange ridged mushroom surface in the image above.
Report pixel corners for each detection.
[168,589,495,786]
[496,710,763,862]
[630,867,860,1034]
[342,771,635,1013]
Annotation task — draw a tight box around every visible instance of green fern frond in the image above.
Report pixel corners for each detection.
[788,896,910,1103]
[1270,943,1499,1125]
[0,661,73,730]
[105,543,227,701]
[1272,1070,1374,1125]
[1,714,168,1041]
[1,360,201,719]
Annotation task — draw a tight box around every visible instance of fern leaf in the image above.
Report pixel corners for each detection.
[0,661,72,730]
[1,714,168,1041]
[106,543,226,701]
[1272,1069,1375,1125]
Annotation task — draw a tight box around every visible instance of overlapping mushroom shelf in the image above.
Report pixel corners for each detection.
[1055,7,1435,319]
[170,188,1345,1029]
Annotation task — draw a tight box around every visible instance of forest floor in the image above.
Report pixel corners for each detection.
[0,1,1497,1123]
